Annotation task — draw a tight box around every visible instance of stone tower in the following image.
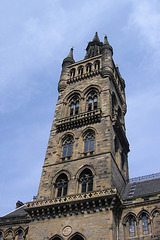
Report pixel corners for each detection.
[1,32,160,240]
[25,32,130,240]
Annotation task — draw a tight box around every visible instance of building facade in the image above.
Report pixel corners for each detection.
[0,33,160,240]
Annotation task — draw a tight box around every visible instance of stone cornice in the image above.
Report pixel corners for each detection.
[25,189,121,221]
[56,108,102,132]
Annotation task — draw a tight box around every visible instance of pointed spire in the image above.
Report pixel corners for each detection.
[92,32,100,42]
[104,35,109,45]
[67,47,74,59]
[62,47,75,67]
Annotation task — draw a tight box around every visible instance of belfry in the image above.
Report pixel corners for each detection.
[1,33,160,240]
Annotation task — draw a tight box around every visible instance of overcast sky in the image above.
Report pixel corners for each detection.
[0,0,160,216]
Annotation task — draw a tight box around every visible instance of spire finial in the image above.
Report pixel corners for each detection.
[104,35,109,45]
[92,32,100,42]
[67,47,74,59]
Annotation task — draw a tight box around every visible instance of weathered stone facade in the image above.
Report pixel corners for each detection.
[0,33,160,240]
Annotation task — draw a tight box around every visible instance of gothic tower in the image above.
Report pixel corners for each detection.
[24,32,130,240]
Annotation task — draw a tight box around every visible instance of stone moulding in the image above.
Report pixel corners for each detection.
[67,70,101,84]
[56,108,102,132]
[24,189,120,221]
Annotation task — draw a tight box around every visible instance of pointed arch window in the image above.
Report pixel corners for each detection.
[78,66,83,75]
[94,60,100,70]
[128,216,136,237]
[17,230,23,240]
[0,232,2,240]
[70,68,75,78]
[84,132,95,153]
[70,235,85,240]
[62,136,73,159]
[142,215,149,235]
[87,92,98,111]
[70,98,79,116]
[86,63,92,73]
[55,173,68,197]
[79,169,93,193]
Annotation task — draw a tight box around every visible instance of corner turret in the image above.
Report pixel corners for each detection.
[58,48,75,92]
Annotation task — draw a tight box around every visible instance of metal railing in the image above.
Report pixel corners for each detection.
[129,172,160,183]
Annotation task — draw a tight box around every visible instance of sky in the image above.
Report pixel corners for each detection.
[0,0,160,216]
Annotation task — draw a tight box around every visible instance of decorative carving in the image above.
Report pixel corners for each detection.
[62,226,72,236]
[56,108,102,132]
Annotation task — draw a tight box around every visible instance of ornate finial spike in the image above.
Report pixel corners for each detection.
[104,35,109,45]
[67,47,74,59]
[92,32,100,42]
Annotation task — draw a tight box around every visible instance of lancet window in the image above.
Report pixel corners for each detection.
[78,66,83,75]
[94,60,100,70]
[70,68,75,78]
[142,215,149,235]
[70,235,85,240]
[84,132,95,153]
[17,230,23,240]
[79,169,93,193]
[70,97,79,116]
[62,136,74,159]
[128,216,136,237]
[87,92,98,111]
[55,173,68,197]
[86,63,92,73]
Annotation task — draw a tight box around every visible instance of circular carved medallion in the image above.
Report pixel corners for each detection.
[62,226,72,236]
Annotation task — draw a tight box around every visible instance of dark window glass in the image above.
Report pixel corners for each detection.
[93,96,98,109]
[79,169,93,193]
[94,61,100,70]
[142,215,149,235]
[62,138,73,159]
[70,236,84,240]
[129,217,135,237]
[88,98,92,111]
[0,232,2,240]
[86,64,92,73]
[75,101,79,114]
[84,133,95,153]
[78,66,83,75]
[56,174,68,197]
[18,231,23,240]
[87,93,98,111]
[70,103,74,116]
[70,68,75,78]
[70,99,79,116]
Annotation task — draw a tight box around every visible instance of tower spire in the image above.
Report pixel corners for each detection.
[92,32,100,42]
[62,47,75,67]
[85,32,103,59]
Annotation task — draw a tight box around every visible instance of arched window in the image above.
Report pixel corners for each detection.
[87,91,98,111]
[70,98,79,116]
[62,136,73,159]
[70,235,84,240]
[0,232,2,240]
[142,215,149,235]
[55,173,68,197]
[86,63,92,73]
[70,68,75,78]
[128,216,136,237]
[84,132,95,153]
[78,66,83,75]
[51,237,62,240]
[94,60,100,70]
[17,230,23,240]
[79,169,93,193]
